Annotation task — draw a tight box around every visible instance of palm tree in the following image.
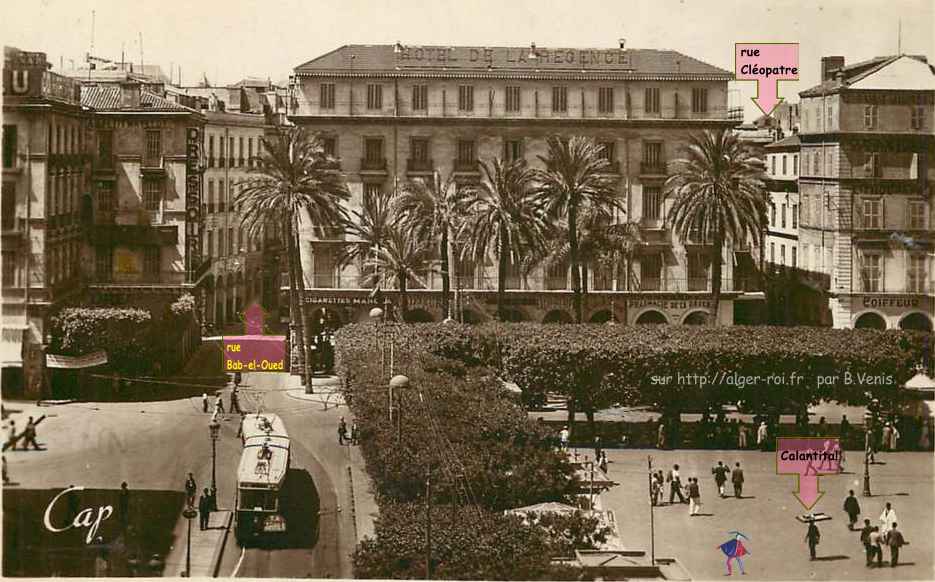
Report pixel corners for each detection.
[394,171,469,320]
[362,224,433,320]
[461,158,549,321]
[535,136,623,323]
[337,187,395,286]
[236,126,349,387]
[664,128,768,324]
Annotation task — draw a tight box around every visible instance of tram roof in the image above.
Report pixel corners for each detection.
[241,413,289,441]
[238,435,290,487]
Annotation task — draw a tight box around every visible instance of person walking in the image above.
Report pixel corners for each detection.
[881,423,894,452]
[202,393,209,414]
[651,471,663,506]
[805,520,821,560]
[868,526,884,567]
[559,426,570,451]
[816,416,827,437]
[757,421,768,451]
[198,488,211,530]
[350,421,359,445]
[656,421,667,449]
[594,435,603,460]
[119,482,130,531]
[737,422,748,449]
[843,490,861,530]
[688,477,702,516]
[731,462,745,498]
[229,389,242,414]
[599,450,608,474]
[865,427,876,464]
[879,502,898,540]
[337,417,347,445]
[712,461,730,498]
[840,414,851,444]
[185,473,197,508]
[668,464,686,504]
[886,523,906,567]
[859,519,874,566]
[3,420,17,452]
[214,393,225,417]
[22,416,41,450]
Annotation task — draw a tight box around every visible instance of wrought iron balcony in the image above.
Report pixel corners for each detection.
[360,157,387,171]
[640,161,667,175]
[406,158,434,173]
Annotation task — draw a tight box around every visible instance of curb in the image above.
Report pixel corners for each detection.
[347,465,359,541]
[211,510,234,578]
[37,399,76,406]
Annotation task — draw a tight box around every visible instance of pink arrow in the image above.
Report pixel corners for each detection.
[777,437,841,511]
[735,43,799,118]
[244,303,265,336]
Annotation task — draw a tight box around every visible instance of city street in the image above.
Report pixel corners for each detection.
[600,447,934,580]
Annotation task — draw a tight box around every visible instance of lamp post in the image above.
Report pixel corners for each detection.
[862,413,872,497]
[648,455,655,566]
[390,374,409,443]
[181,507,197,576]
[209,420,220,493]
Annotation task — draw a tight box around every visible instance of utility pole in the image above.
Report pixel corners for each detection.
[425,466,432,580]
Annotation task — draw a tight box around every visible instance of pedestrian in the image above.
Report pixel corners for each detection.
[817,416,827,436]
[651,471,662,506]
[886,522,906,567]
[712,461,730,498]
[202,393,208,414]
[737,421,748,449]
[594,435,603,460]
[868,526,884,567]
[599,450,608,474]
[688,477,702,516]
[198,488,211,530]
[805,520,821,560]
[865,427,876,464]
[879,502,897,539]
[22,416,41,450]
[210,485,218,511]
[337,416,347,445]
[881,423,893,451]
[185,473,197,508]
[559,426,570,451]
[2,454,9,484]
[757,421,768,451]
[843,489,861,530]
[840,414,851,444]
[230,389,242,414]
[214,393,225,417]
[3,420,17,451]
[731,462,744,498]
[890,423,900,451]
[656,421,666,449]
[667,464,686,504]
[119,482,129,530]
[859,518,874,566]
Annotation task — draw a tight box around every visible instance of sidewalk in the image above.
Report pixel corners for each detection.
[163,509,233,578]
[347,443,378,542]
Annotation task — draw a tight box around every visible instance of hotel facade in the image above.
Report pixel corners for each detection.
[287,43,761,327]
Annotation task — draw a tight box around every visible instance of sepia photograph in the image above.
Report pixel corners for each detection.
[1,1,933,579]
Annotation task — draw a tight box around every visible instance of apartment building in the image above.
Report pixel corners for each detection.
[798,54,935,331]
[288,42,744,326]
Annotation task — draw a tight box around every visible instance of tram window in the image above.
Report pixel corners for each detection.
[240,489,277,511]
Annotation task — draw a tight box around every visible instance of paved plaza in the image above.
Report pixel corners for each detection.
[599,447,934,580]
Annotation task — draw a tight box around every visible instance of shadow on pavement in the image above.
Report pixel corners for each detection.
[814,555,850,561]
[239,468,320,550]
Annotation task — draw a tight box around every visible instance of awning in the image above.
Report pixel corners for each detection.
[1,327,26,367]
[46,351,108,369]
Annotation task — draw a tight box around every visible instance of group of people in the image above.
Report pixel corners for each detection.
[650,461,746,512]
[337,416,359,446]
[3,415,45,451]
[185,472,219,531]
[841,494,909,567]
[202,384,244,421]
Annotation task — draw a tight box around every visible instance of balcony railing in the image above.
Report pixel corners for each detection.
[406,158,434,173]
[93,154,116,172]
[142,154,162,169]
[640,161,667,175]
[453,159,479,173]
[360,157,387,171]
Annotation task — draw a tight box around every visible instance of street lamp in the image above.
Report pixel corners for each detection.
[181,507,197,576]
[390,374,409,443]
[862,412,872,497]
[648,455,655,566]
[209,420,220,494]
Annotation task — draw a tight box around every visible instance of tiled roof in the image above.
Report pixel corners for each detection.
[797,55,931,97]
[80,85,198,112]
[294,44,733,79]
[765,134,801,149]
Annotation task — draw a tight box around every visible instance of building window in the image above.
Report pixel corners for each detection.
[366,84,383,110]
[410,137,430,162]
[552,86,568,113]
[321,136,337,158]
[506,86,521,112]
[238,137,244,166]
[643,186,662,220]
[908,201,926,229]
[792,203,798,228]
[2,125,16,168]
[641,254,662,289]
[229,227,235,255]
[911,106,925,130]
[864,105,877,129]
[771,156,776,175]
[865,152,881,178]
[218,229,226,257]
[908,254,926,292]
[144,130,161,167]
[770,242,775,263]
[861,254,883,292]
[143,179,162,211]
[687,253,708,290]
[229,137,234,167]
[208,180,215,213]
[780,245,786,266]
[644,87,660,114]
[691,87,708,113]
[97,182,114,211]
[206,231,214,259]
[782,155,787,175]
[599,141,615,164]
[642,142,663,166]
[2,182,15,230]
[218,137,225,168]
[320,83,335,109]
[96,247,112,280]
[456,140,475,164]
[781,203,787,228]
[812,151,819,175]
[412,85,428,111]
[219,179,226,212]
[598,87,615,114]
[826,105,833,129]
[791,246,797,268]
[208,135,215,167]
[248,137,254,166]
[364,138,384,163]
[504,139,523,163]
[458,85,474,112]
[770,203,776,226]
[862,198,882,229]
[2,251,15,287]
[144,247,160,276]
[793,154,798,175]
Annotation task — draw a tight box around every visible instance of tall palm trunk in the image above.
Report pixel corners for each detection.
[284,219,307,379]
[710,232,724,326]
[397,269,409,319]
[496,226,508,321]
[292,214,315,386]
[440,229,450,319]
[568,203,583,323]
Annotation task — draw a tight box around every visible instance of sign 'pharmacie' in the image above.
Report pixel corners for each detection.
[397,46,632,67]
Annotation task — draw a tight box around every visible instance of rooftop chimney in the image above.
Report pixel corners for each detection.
[119,80,141,108]
[821,56,845,81]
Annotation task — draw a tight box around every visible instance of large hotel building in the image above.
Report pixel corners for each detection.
[288,43,762,327]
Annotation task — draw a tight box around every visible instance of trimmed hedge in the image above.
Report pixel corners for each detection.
[51,307,156,374]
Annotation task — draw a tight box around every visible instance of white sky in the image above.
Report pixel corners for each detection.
[2,0,933,121]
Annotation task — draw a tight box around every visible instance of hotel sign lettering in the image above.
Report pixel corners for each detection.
[398,47,630,68]
[185,127,203,281]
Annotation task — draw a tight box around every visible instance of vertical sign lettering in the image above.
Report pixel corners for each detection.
[185,127,203,281]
